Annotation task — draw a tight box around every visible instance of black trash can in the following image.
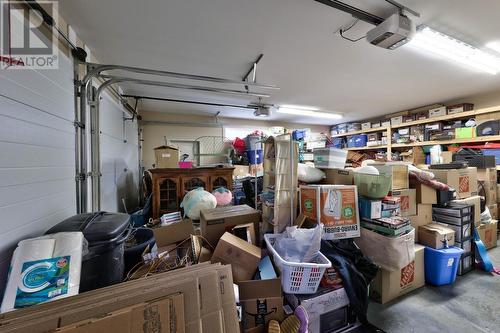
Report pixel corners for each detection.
[46,211,131,292]
[124,227,155,275]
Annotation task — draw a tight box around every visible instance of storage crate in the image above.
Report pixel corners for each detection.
[264,234,331,294]
[481,149,500,165]
[313,147,347,169]
[457,253,474,276]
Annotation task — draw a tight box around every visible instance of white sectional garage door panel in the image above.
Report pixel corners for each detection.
[0,55,76,293]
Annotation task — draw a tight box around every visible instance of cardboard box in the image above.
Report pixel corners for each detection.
[233,165,251,178]
[232,222,256,245]
[358,197,382,219]
[300,185,360,240]
[428,106,446,118]
[477,168,497,183]
[489,204,498,220]
[323,168,354,185]
[361,122,371,130]
[408,204,432,242]
[476,221,498,249]
[432,167,478,199]
[154,145,180,168]
[200,205,261,247]
[381,120,391,128]
[285,287,351,333]
[369,163,409,190]
[401,147,426,165]
[212,232,261,282]
[418,223,455,249]
[391,116,403,126]
[451,195,481,227]
[487,187,497,205]
[238,279,284,330]
[153,219,195,250]
[410,181,437,205]
[441,151,453,164]
[390,189,417,216]
[370,244,425,304]
[57,293,185,333]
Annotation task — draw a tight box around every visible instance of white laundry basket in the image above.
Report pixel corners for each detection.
[264,234,331,294]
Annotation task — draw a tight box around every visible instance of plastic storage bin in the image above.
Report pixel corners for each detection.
[124,228,155,274]
[424,246,464,285]
[313,147,347,169]
[354,173,392,199]
[246,149,263,164]
[264,234,331,294]
[46,212,131,292]
[481,149,500,165]
[245,135,262,151]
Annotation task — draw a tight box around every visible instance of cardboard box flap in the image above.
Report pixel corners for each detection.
[216,232,261,258]
[420,223,454,236]
[154,145,179,151]
[201,205,259,220]
[153,220,195,247]
[238,278,282,300]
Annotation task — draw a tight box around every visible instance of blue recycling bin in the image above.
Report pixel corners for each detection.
[424,246,464,286]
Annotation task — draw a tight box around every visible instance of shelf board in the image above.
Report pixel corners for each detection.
[331,127,389,138]
[392,135,500,148]
[346,145,387,151]
[391,106,500,129]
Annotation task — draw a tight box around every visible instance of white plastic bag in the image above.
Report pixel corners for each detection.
[275,224,323,263]
[297,163,325,183]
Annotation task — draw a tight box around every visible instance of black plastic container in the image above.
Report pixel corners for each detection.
[46,211,131,292]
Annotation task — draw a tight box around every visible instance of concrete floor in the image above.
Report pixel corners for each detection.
[368,241,500,333]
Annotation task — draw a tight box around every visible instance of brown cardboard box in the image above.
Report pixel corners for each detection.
[489,204,498,220]
[441,151,453,164]
[401,147,426,165]
[200,205,261,247]
[153,219,195,248]
[369,163,409,190]
[154,145,180,168]
[2,264,233,333]
[432,167,478,199]
[477,167,497,183]
[409,204,432,242]
[232,222,256,245]
[418,223,455,249]
[370,244,425,304]
[57,293,185,333]
[497,184,500,203]
[212,232,261,282]
[390,189,417,216]
[238,279,284,330]
[323,168,354,185]
[451,196,481,227]
[476,221,498,250]
[486,186,498,205]
[233,165,251,178]
[410,181,437,205]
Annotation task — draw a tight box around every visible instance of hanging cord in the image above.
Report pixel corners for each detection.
[339,19,366,43]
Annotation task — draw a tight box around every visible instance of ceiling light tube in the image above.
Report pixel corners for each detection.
[278,106,343,119]
[407,27,500,75]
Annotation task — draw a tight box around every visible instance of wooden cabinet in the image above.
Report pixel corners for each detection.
[150,167,234,218]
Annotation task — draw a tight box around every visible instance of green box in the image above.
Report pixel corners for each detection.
[455,127,475,139]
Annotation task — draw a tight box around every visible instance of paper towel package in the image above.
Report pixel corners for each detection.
[1,232,84,313]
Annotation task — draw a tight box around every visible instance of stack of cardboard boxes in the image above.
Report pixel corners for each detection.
[0,263,239,333]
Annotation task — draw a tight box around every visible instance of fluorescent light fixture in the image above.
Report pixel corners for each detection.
[278,105,343,119]
[407,27,500,74]
[486,41,500,54]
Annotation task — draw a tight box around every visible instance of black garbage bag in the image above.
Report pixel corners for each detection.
[321,239,384,333]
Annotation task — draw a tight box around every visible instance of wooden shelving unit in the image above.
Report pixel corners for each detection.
[337,106,500,157]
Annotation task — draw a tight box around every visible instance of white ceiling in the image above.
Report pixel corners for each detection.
[60,0,500,125]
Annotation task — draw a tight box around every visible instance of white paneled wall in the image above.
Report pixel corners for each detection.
[99,92,139,213]
[0,54,76,292]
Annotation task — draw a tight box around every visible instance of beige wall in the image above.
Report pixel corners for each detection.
[140,111,330,169]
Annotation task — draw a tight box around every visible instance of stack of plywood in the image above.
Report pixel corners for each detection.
[0,263,239,333]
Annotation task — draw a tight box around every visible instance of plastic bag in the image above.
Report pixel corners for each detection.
[297,163,325,183]
[275,224,323,263]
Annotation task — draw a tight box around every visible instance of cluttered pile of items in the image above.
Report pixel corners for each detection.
[1,131,498,333]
